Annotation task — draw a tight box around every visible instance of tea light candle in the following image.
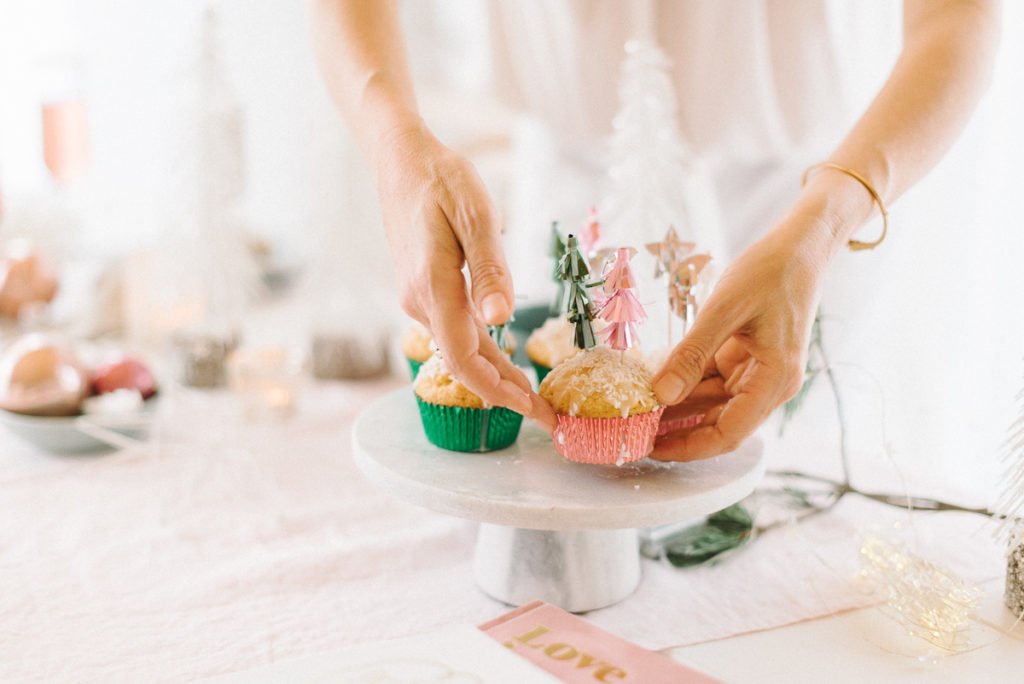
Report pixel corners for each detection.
[226,346,301,420]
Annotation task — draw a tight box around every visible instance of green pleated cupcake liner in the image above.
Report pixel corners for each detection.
[531,361,553,386]
[407,357,424,380]
[415,396,523,452]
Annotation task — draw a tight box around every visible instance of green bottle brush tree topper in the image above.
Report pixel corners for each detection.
[558,234,599,350]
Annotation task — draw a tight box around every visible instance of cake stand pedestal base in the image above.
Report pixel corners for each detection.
[353,390,765,612]
[474,525,640,612]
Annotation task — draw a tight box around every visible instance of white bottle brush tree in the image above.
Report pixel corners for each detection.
[167,6,258,335]
[598,35,722,257]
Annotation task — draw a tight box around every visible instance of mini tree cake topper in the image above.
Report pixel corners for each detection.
[646,225,711,343]
[670,253,713,326]
[558,234,598,350]
[549,222,567,316]
[487,320,512,353]
[645,225,694,280]
[598,248,646,353]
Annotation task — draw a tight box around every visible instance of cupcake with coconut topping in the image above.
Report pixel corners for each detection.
[401,322,434,379]
[540,240,663,464]
[540,346,663,464]
[525,317,577,384]
[414,353,523,452]
[403,322,516,380]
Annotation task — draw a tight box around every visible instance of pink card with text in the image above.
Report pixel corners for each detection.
[480,601,720,683]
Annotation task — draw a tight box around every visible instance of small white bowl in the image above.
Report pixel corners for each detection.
[0,403,155,454]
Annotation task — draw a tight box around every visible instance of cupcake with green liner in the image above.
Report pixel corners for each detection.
[403,322,516,381]
[413,354,523,452]
[401,322,434,379]
[525,316,577,384]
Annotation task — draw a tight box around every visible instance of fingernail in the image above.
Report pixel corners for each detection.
[654,372,686,404]
[481,293,507,324]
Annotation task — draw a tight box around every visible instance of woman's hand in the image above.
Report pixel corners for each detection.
[375,123,556,430]
[650,210,837,461]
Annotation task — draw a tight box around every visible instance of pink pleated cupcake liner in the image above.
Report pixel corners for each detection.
[553,407,665,464]
[656,413,705,436]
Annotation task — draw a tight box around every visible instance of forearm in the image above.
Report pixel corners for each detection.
[787,0,1000,258]
[311,0,423,161]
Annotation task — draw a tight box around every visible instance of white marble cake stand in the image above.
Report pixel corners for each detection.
[352,389,764,612]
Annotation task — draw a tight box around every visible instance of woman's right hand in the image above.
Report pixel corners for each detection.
[373,122,556,430]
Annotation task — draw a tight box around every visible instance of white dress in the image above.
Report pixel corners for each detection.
[488,0,900,265]
[477,0,1015,500]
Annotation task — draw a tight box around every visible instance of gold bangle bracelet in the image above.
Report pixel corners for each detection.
[801,161,888,251]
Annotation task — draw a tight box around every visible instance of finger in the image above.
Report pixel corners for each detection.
[429,271,532,415]
[474,325,532,395]
[651,361,782,461]
[473,325,557,431]
[661,377,730,419]
[661,401,725,438]
[443,169,514,326]
[653,300,747,405]
[712,337,748,384]
[528,394,557,433]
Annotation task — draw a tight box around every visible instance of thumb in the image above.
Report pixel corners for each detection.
[654,306,738,405]
[462,219,514,326]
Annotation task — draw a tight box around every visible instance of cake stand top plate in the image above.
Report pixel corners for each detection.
[352,389,765,531]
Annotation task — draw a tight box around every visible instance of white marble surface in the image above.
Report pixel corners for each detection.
[352,389,765,531]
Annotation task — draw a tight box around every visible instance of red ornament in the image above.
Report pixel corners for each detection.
[91,358,158,399]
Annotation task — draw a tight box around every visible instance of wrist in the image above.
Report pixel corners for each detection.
[366,112,427,163]
[783,169,879,260]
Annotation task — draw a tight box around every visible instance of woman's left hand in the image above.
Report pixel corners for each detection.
[650,211,838,461]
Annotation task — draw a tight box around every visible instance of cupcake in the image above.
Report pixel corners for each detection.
[414,354,523,452]
[401,322,434,379]
[540,346,664,464]
[525,317,577,384]
[403,322,516,380]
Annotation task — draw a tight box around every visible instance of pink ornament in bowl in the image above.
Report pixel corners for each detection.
[0,336,88,416]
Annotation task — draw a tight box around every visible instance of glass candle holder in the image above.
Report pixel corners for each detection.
[171,329,240,389]
[310,330,390,381]
[226,346,302,420]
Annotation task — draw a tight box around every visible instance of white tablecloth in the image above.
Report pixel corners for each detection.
[0,379,1005,682]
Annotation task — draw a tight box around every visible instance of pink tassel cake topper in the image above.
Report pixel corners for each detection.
[598,247,646,351]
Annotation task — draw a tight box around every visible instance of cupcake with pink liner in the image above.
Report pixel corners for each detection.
[540,240,662,464]
[540,347,664,464]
